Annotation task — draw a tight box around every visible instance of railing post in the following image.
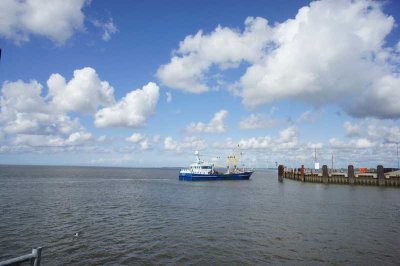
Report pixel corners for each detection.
[377,165,385,186]
[31,247,42,266]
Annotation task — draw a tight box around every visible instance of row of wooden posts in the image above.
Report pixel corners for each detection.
[278,165,400,187]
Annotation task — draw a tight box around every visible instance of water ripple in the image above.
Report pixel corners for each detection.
[0,166,399,265]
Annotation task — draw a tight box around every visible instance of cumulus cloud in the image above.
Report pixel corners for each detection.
[240,0,394,106]
[0,79,92,149]
[237,136,272,150]
[348,74,400,118]
[239,106,286,130]
[0,68,158,151]
[126,133,144,143]
[92,18,118,41]
[186,109,228,133]
[164,137,178,150]
[163,121,396,167]
[158,0,400,119]
[239,113,283,130]
[164,136,206,152]
[329,137,376,149]
[277,126,298,144]
[48,67,115,114]
[95,82,160,128]
[156,17,271,93]
[0,0,87,44]
[296,109,323,123]
[125,133,156,150]
[343,120,400,144]
[343,121,362,137]
[214,126,298,150]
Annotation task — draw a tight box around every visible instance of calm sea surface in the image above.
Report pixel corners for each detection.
[0,166,399,265]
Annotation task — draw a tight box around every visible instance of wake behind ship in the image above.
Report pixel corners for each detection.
[179,151,253,181]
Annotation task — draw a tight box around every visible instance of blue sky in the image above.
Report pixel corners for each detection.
[0,0,400,168]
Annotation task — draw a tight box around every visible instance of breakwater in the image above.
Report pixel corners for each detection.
[278,165,400,187]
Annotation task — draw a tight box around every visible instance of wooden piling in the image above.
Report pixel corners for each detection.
[377,165,385,186]
[322,165,329,184]
[280,163,399,187]
[300,165,305,182]
[278,165,284,182]
[348,165,354,184]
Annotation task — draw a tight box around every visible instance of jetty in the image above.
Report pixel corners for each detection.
[278,165,400,187]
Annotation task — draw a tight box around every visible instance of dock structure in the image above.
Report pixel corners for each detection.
[279,165,400,187]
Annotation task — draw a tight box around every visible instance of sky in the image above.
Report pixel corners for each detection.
[0,0,400,168]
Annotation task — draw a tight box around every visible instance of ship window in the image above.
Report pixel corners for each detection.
[202,166,211,169]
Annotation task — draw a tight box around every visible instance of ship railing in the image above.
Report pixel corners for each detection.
[0,247,42,266]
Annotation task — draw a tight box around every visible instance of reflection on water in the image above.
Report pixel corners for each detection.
[0,166,399,265]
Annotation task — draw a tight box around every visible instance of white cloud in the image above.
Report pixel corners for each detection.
[0,70,160,153]
[164,137,178,150]
[152,135,160,143]
[297,109,323,123]
[13,131,92,147]
[277,126,298,143]
[126,133,160,151]
[48,67,115,114]
[159,0,400,119]
[95,82,160,128]
[348,74,400,118]
[343,121,362,137]
[65,131,92,145]
[92,18,118,42]
[0,67,138,151]
[214,126,298,150]
[186,109,228,133]
[97,135,107,142]
[239,113,283,130]
[0,79,85,137]
[139,139,150,150]
[239,136,272,150]
[343,119,400,144]
[166,92,172,103]
[239,0,395,110]
[126,133,143,143]
[329,137,376,149]
[0,0,87,44]
[13,134,64,147]
[156,17,271,93]
[164,136,206,152]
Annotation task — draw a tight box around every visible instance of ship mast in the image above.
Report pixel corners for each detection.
[195,150,201,163]
[227,144,241,171]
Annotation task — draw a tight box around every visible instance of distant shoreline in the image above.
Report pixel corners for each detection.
[0,164,278,170]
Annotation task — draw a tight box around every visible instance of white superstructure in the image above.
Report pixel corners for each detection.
[179,151,214,175]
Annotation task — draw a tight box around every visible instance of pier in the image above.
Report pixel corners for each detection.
[278,165,400,187]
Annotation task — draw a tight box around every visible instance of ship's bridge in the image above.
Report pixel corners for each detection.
[180,151,214,174]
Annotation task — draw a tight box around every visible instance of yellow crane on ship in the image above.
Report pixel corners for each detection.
[226,145,242,173]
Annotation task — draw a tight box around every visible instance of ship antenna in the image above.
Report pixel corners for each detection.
[195,150,200,163]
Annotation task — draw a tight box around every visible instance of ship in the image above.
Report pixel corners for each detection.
[179,148,254,181]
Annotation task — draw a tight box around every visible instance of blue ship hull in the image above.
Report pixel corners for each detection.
[179,171,253,181]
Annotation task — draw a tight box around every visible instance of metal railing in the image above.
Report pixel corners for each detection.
[0,247,42,266]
